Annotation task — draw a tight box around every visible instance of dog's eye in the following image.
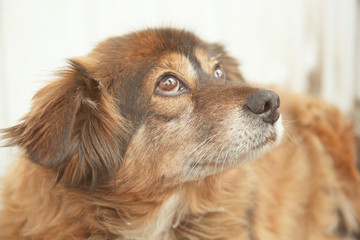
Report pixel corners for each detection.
[214,65,225,79]
[155,75,184,96]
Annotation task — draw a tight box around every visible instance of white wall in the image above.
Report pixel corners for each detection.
[0,0,359,175]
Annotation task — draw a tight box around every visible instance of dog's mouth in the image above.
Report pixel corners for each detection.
[249,114,283,153]
[182,113,284,180]
[230,113,283,163]
[262,115,283,146]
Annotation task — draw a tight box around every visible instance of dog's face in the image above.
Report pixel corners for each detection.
[3,28,283,188]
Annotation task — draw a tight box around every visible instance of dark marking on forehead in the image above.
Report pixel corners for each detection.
[188,53,203,78]
[156,31,206,80]
[156,28,201,52]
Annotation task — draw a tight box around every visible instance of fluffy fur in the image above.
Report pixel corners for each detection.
[0,28,359,240]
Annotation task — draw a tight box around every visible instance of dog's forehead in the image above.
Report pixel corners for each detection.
[137,28,203,54]
[128,29,217,74]
[95,29,215,61]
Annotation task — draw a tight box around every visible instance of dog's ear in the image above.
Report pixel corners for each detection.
[1,58,129,188]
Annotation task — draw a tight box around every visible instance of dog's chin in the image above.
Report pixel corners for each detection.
[229,114,284,168]
[243,115,284,162]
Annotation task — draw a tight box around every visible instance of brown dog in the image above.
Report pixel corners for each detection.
[0,28,359,240]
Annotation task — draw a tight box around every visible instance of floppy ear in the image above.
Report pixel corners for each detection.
[1,59,129,188]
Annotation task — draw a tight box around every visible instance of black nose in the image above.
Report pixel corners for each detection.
[246,90,280,124]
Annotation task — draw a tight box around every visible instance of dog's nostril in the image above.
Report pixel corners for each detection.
[246,90,280,124]
[263,101,271,113]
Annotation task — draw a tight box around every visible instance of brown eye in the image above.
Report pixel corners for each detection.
[214,65,225,79]
[155,75,184,96]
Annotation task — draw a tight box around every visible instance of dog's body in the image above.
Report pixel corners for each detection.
[0,28,359,240]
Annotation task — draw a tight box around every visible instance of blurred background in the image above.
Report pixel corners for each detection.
[0,0,359,175]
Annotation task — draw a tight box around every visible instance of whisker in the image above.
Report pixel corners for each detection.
[212,142,228,177]
[210,52,224,61]
[185,132,222,159]
[177,132,222,191]
[218,144,231,190]
[187,142,217,179]
[278,124,297,155]
[281,119,299,125]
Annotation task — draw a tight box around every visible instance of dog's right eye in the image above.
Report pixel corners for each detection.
[155,74,185,96]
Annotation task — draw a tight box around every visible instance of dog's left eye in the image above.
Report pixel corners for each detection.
[214,65,225,79]
[155,74,185,96]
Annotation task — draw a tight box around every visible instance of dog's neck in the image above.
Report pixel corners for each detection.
[8,157,256,239]
[123,193,185,240]
[95,165,257,239]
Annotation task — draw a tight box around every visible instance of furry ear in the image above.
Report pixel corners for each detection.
[1,59,129,188]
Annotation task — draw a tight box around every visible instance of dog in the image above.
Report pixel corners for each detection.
[0,28,359,240]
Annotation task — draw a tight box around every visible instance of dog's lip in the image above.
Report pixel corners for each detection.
[250,114,283,151]
[274,114,284,143]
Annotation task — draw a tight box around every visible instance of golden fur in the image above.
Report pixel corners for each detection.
[0,28,359,240]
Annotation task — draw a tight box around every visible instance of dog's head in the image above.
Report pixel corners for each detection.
[2,28,283,188]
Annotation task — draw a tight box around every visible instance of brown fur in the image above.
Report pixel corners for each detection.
[0,28,359,240]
